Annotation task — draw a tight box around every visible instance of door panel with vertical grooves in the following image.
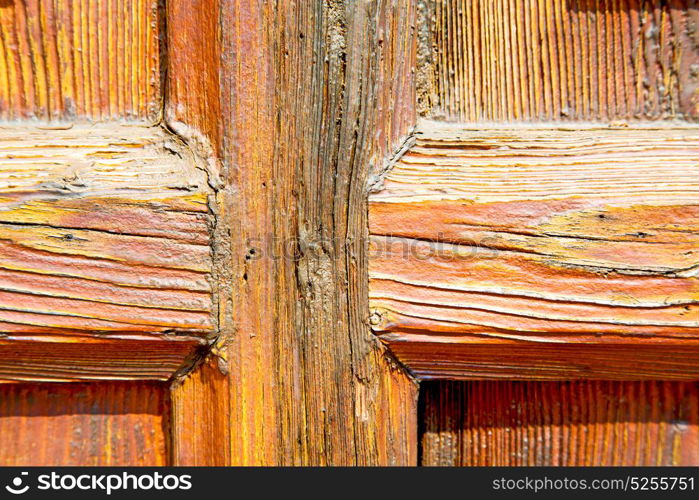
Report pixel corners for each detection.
[0,0,163,122]
[421,381,699,466]
[421,0,699,122]
[0,382,170,465]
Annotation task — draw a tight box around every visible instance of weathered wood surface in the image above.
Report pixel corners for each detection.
[171,356,229,465]
[370,123,699,379]
[0,335,201,382]
[0,0,162,122]
[419,0,699,122]
[167,0,419,465]
[165,0,222,158]
[0,381,169,465]
[421,380,699,465]
[390,341,699,380]
[0,125,213,380]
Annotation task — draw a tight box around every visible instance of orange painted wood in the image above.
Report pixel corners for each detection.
[0,381,169,465]
[0,0,162,122]
[170,357,229,466]
[369,123,699,379]
[165,0,222,158]
[420,0,699,122]
[390,341,699,380]
[0,124,213,380]
[421,380,699,465]
[0,334,201,382]
[166,0,419,465]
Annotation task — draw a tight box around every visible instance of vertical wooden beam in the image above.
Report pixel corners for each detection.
[168,0,419,465]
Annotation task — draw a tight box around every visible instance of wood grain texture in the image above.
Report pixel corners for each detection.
[165,0,222,158]
[0,0,162,122]
[369,123,699,379]
[0,124,213,380]
[421,380,699,465]
[167,0,419,465]
[390,341,699,380]
[420,0,699,122]
[0,381,169,465]
[170,356,229,465]
[0,334,201,382]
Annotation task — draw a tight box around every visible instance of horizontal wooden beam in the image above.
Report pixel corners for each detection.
[369,123,699,380]
[0,125,213,381]
[0,334,201,382]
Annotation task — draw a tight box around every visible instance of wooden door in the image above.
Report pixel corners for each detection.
[0,0,207,465]
[0,0,696,466]
[380,0,699,465]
